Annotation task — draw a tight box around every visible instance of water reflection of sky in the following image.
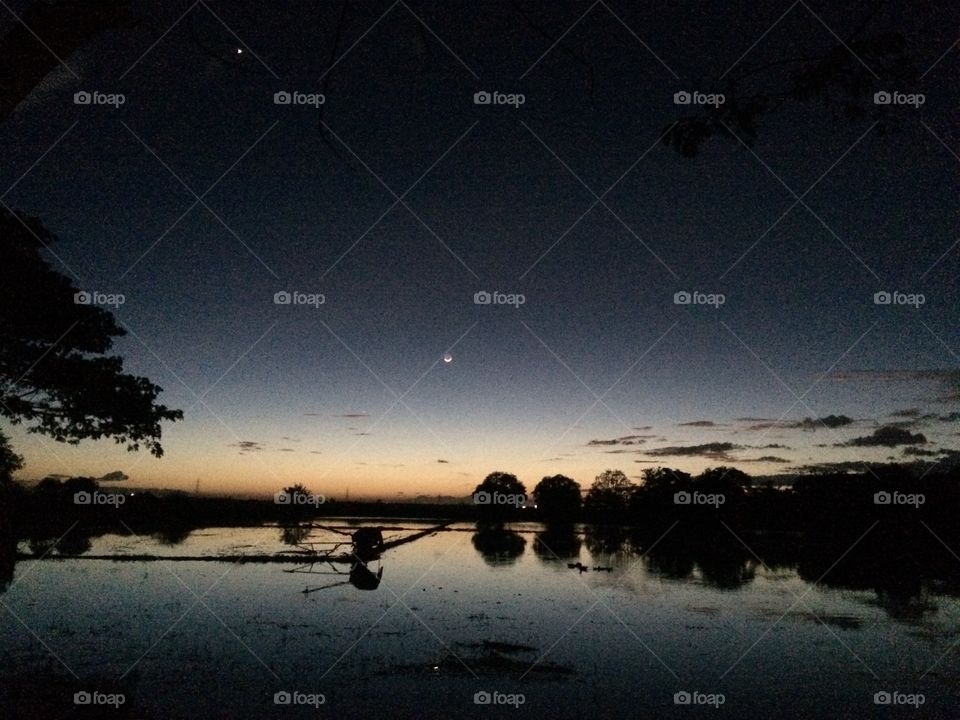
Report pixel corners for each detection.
[2,522,959,718]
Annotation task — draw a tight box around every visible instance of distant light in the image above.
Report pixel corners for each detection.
[236,48,243,54]
[442,352,453,363]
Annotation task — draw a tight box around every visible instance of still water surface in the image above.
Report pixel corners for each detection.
[1,521,957,718]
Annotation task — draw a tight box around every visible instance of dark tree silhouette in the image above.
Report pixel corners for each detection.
[583,469,634,519]
[0,210,183,456]
[472,471,526,521]
[695,466,752,498]
[532,474,581,521]
[281,483,312,500]
[639,466,692,491]
[471,522,526,566]
[663,24,920,157]
[532,523,582,562]
[0,429,23,483]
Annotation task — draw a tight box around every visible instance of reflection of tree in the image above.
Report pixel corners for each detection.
[0,514,14,593]
[644,546,695,581]
[279,523,311,546]
[471,522,526,566]
[533,524,581,562]
[152,525,193,546]
[27,535,56,557]
[642,535,757,589]
[875,586,937,620]
[584,525,627,556]
[697,554,756,590]
[56,531,92,557]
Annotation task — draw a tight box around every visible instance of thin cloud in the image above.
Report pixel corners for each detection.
[745,415,853,431]
[229,440,265,453]
[587,434,653,446]
[840,426,927,448]
[646,442,740,460]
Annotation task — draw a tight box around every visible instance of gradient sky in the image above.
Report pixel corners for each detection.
[2,0,959,498]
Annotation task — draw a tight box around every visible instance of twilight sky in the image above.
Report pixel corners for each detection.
[2,0,959,498]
